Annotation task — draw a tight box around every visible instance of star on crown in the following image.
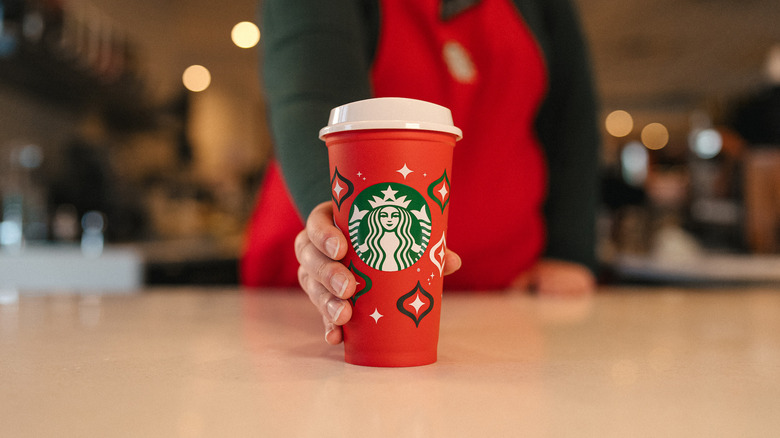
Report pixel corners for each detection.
[368,185,411,209]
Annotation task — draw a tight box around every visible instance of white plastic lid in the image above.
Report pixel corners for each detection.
[319,97,463,140]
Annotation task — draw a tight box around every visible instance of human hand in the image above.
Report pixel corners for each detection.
[296,201,462,345]
[510,259,596,297]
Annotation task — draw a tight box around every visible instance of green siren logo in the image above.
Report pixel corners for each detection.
[349,183,431,272]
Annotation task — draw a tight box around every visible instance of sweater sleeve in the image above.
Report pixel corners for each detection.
[260,0,375,218]
[532,0,601,273]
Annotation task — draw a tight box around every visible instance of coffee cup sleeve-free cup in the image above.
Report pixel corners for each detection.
[321,97,461,367]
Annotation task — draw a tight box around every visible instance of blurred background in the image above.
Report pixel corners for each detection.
[1,0,779,289]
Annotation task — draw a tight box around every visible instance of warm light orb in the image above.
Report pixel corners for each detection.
[182,65,211,92]
[605,110,634,137]
[641,122,669,150]
[231,21,260,49]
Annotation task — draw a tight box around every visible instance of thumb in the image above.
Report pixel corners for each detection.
[442,249,462,276]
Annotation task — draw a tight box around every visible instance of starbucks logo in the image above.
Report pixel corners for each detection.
[348,183,431,272]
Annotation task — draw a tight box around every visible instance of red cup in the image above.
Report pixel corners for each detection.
[320,98,462,367]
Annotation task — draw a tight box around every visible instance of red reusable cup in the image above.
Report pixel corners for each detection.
[319,97,462,367]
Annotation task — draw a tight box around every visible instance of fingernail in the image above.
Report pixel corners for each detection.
[331,273,348,298]
[325,237,340,259]
[327,300,345,322]
[325,323,335,342]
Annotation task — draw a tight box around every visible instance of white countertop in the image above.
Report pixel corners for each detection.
[2,287,779,437]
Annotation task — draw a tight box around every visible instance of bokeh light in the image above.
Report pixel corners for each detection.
[621,141,649,186]
[182,65,211,92]
[692,128,723,159]
[605,110,634,137]
[641,123,669,150]
[231,21,260,49]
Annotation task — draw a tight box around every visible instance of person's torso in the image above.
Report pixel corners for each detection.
[370,0,549,288]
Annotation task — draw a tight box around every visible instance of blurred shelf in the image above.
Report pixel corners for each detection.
[613,253,780,285]
[133,236,242,285]
[0,244,143,292]
[0,26,156,130]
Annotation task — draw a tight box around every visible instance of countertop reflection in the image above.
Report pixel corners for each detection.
[1,287,779,437]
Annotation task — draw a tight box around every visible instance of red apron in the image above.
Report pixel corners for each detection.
[241,0,548,290]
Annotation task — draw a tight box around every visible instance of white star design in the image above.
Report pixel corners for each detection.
[357,171,362,177]
[333,181,344,198]
[370,308,383,323]
[409,294,426,315]
[396,164,413,179]
[437,183,448,201]
[381,185,398,200]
